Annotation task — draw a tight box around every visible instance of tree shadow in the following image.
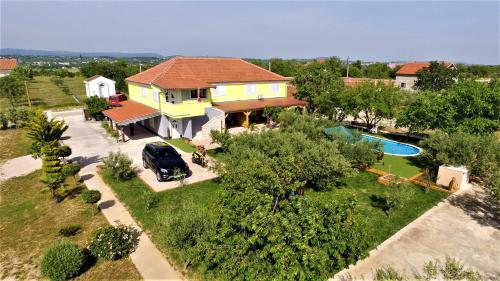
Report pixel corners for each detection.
[98,200,115,210]
[447,189,500,229]
[79,174,94,181]
[70,155,102,168]
[79,248,98,276]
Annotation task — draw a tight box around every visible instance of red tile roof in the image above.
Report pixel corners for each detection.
[126,56,288,90]
[0,59,17,70]
[213,97,306,113]
[102,100,160,125]
[396,61,453,75]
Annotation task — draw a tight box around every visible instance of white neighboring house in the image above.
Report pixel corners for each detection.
[395,61,454,91]
[0,58,17,77]
[84,75,116,98]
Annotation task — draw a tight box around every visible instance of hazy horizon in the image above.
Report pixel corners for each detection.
[1,1,499,64]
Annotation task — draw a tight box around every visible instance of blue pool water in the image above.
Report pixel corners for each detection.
[360,134,422,156]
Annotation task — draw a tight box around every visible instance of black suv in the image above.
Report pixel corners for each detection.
[142,142,190,182]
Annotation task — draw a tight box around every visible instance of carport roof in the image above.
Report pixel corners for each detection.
[102,100,160,126]
[213,96,306,113]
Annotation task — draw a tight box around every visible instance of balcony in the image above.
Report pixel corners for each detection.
[161,99,211,118]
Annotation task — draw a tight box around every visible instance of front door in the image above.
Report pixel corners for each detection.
[170,118,182,139]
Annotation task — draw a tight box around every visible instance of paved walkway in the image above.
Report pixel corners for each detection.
[333,186,500,280]
[52,110,184,280]
[0,155,41,181]
[81,164,183,280]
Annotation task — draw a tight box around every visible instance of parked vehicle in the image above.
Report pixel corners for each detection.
[142,142,190,182]
[108,93,127,106]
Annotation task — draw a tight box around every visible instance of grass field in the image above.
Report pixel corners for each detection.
[0,170,141,280]
[103,171,446,278]
[0,128,32,163]
[373,154,423,178]
[0,76,86,111]
[166,138,197,153]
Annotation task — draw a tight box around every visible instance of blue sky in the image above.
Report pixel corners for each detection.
[1,1,498,64]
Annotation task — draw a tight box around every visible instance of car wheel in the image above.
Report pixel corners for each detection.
[156,170,163,182]
[143,158,148,169]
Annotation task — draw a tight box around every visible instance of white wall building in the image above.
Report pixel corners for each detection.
[395,61,454,91]
[0,58,17,77]
[84,75,116,98]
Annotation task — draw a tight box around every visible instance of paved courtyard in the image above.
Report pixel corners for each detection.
[54,110,216,192]
[333,186,500,280]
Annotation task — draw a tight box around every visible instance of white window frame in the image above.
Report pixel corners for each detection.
[153,90,159,103]
[213,85,226,97]
[246,84,257,95]
[270,83,280,93]
[142,87,148,98]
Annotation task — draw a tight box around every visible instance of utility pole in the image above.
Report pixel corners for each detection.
[139,63,142,72]
[25,81,32,108]
[346,56,350,82]
[268,60,271,71]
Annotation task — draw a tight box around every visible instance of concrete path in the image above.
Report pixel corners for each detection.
[333,186,500,280]
[52,110,184,280]
[81,164,183,280]
[0,155,41,181]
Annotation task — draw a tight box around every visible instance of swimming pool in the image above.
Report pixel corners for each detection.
[360,134,422,156]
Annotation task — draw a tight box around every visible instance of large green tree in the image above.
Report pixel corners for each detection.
[195,129,368,280]
[26,110,68,158]
[414,61,457,91]
[0,75,24,109]
[293,62,343,112]
[350,81,404,130]
[398,80,500,135]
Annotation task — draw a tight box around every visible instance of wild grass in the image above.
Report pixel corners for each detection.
[0,170,141,280]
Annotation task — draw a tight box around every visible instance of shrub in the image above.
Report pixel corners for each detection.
[81,189,101,204]
[40,241,85,281]
[210,129,232,151]
[61,162,81,184]
[102,151,134,181]
[375,266,404,281]
[59,225,81,237]
[58,145,72,159]
[142,191,160,211]
[87,225,137,260]
[371,182,411,216]
[62,87,70,95]
[84,96,108,120]
[0,112,7,129]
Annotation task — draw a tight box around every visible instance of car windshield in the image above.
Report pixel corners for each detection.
[156,146,179,159]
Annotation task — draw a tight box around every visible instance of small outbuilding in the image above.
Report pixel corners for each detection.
[84,75,116,98]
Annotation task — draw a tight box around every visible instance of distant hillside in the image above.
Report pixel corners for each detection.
[0,48,163,58]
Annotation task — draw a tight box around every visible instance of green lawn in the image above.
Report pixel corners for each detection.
[166,138,197,153]
[101,172,219,277]
[0,128,32,163]
[103,171,446,278]
[373,154,423,178]
[0,76,86,111]
[306,172,447,248]
[0,170,141,280]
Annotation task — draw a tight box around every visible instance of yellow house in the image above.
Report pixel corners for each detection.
[103,56,305,139]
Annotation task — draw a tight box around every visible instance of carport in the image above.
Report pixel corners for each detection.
[102,100,161,142]
[213,96,307,128]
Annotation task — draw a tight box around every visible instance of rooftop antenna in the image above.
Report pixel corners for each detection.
[346,56,350,82]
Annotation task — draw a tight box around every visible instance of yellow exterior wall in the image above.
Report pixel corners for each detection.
[209,82,287,103]
[128,82,210,118]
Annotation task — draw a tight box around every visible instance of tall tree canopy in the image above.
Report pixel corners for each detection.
[349,81,404,130]
[0,75,24,109]
[414,61,457,91]
[397,80,500,135]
